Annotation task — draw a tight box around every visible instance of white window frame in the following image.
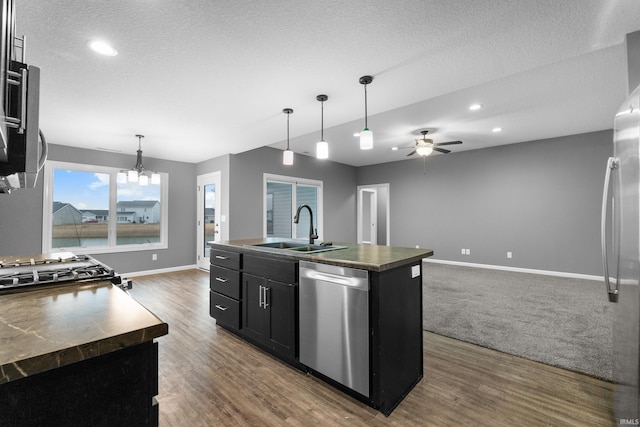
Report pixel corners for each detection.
[263,173,323,240]
[42,160,169,254]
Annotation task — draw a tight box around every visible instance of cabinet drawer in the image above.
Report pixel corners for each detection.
[243,254,297,284]
[210,248,241,270]
[210,266,241,300]
[210,291,240,330]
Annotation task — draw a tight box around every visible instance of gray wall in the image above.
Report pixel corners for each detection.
[0,144,197,274]
[0,130,612,276]
[227,146,357,242]
[357,130,612,276]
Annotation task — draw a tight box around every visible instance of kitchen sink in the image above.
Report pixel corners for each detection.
[249,241,347,254]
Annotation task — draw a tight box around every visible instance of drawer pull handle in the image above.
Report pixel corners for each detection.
[215,255,228,260]
[215,277,228,283]
[215,304,228,311]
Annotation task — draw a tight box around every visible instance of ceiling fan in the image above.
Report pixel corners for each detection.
[405,130,463,156]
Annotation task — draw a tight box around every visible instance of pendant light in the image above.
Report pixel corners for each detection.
[316,94,329,159]
[282,108,294,166]
[359,75,374,150]
[117,134,161,186]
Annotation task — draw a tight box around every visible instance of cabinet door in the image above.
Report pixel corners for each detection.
[242,273,269,342]
[265,279,296,360]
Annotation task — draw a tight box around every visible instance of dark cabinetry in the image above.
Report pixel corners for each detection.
[208,243,424,416]
[242,254,297,360]
[209,248,297,361]
[242,273,296,360]
[0,341,160,426]
[209,248,242,331]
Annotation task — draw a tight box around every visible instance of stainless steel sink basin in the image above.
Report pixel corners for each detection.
[249,241,347,254]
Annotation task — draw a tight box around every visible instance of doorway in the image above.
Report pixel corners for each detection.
[197,171,222,270]
[357,183,390,245]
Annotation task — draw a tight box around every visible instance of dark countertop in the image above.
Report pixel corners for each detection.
[0,280,168,385]
[211,238,433,272]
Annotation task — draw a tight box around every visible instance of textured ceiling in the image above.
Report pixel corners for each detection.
[16,0,640,167]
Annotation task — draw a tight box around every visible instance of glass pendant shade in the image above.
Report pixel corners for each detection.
[283,149,294,165]
[139,174,149,186]
[416,146,433,156]
[316,140,329,159]
[151,173,161,185]
[359,128,373,150]
[117,172,127,184]
[127,170,139,182]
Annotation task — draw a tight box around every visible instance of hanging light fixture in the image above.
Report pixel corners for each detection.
[416,131,434,156]
[359,75,374,150]
[282,108,294,166]
[117,134,161,186]
[316,94,329,159]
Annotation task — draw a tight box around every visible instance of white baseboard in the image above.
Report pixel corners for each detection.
[121,264,198,278]
[423,258,603,282]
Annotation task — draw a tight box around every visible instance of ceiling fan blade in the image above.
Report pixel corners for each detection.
[435,140,463,146]
[406,150,416,156]
[434,147,451,154]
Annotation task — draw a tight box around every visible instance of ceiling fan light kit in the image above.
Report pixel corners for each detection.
[282,108,294,166]
[359,75,374,150]
[404,130,463,159]
[316,94,329,159]
[416,145,433,156]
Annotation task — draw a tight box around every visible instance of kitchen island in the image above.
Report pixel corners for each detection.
[0,277,168,426]
[209,238,433,416]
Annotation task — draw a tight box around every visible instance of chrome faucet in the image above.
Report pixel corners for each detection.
[293,204,318,245]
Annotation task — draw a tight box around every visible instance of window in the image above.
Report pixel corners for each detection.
[42,161,168,254]
[264,174,322,240]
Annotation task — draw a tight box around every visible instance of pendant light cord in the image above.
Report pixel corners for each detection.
[364,83,368,129]
[286,111,290,150]
[320,99,324,141]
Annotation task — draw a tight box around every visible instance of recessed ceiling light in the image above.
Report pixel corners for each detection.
[88,40,118,56]
[353,132,360,137]
[492,127,503,133]
[391,147,398,151]
[469,103,482,111]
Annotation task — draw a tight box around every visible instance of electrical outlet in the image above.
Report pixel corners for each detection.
[461,248,466,255]
[507,251,512,259]
[465,249,470,255]
[152,253,157,261]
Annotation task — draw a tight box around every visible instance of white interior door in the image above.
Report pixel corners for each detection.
[358,188,377,244]
[197,171,222,270]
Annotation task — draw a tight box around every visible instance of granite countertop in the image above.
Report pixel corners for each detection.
[0,280,168,385]
[211,238,433,272]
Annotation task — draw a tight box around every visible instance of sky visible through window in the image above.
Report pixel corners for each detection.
[54,169,160,209]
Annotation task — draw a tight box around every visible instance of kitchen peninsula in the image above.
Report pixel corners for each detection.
[209,238,433,415]
[0,257,168,426]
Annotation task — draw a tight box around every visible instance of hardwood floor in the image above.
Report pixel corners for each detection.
[128,269,616,426]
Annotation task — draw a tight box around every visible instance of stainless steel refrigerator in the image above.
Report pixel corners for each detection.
[602,83,640,424]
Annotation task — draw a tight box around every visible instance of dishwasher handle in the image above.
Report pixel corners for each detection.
[299,261,369,291]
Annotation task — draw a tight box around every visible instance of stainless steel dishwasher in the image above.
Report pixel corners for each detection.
[299,260,370,397]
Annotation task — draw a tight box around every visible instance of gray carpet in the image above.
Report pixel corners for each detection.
[422,262,613,380]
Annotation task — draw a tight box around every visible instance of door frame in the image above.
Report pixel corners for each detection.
[197,171,222,270]
[357,183,390,245]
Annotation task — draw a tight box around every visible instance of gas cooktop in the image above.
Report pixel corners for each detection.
[0,253,126,294]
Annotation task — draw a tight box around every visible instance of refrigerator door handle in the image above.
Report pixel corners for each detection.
[601,156,620,303]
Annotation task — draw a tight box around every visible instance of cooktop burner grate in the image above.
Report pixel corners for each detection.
[0,254,117,293]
